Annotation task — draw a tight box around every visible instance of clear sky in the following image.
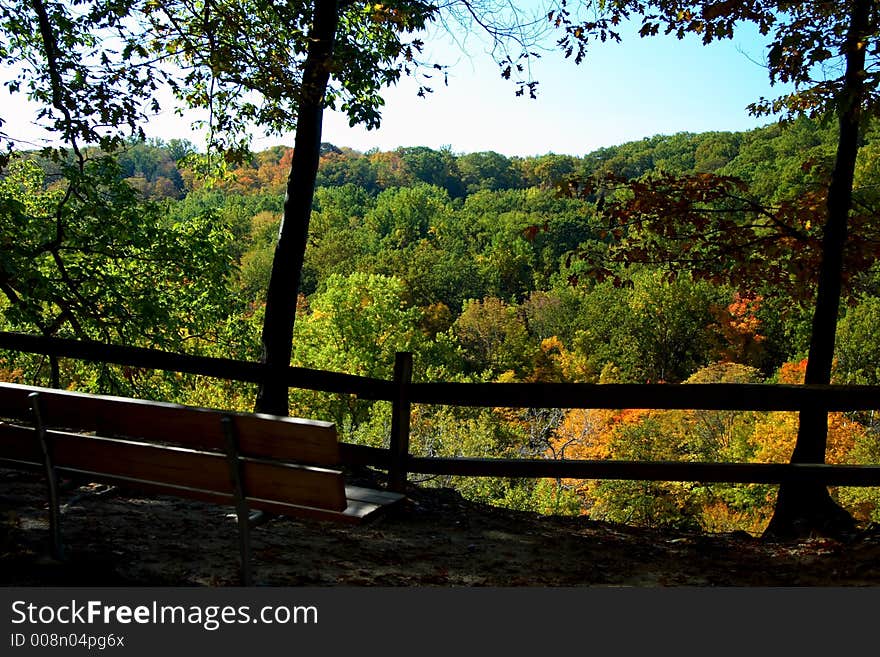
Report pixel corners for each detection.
[4,11,788,158]
[305,16,786,157]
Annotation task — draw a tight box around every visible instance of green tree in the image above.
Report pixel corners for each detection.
[300,184,378,294]
[1,0,158,156]
[453,297,533,379]
[592,413,704,530]
[517,153,577,188]
[520,288,583,345]
[316,148,379,191]
[0,155,233,387]
[835,296,880,386]
[571,271,721,384]
[378,239,487,312]
[396,146,464,197]
[139,0,545,416]
[367,184,453,248]
[561,0,880,537]
[458,151,522,193]
[290,272,422,430]
[693,132,741,173]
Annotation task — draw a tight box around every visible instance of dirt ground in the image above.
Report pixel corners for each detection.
[2,467,880,587]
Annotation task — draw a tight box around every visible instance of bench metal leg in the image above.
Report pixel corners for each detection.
[29,392,64,561]
[221,415,253,586]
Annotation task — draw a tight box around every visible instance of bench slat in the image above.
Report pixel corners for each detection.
[0,383,340,465]
[0,423,40,461]
[113,482,404,523]
[0,425,347,512]
[114,483,404,523]
[345,485,409,505]
[0,382,404,517]
[0,463,402,523]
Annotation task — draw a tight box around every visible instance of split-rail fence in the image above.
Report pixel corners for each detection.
[2,331,879,496]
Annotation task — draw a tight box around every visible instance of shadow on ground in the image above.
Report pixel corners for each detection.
[2,468,879,586]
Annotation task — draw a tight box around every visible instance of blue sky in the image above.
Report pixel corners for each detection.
[5,11,789,158]
[303,16,787,157]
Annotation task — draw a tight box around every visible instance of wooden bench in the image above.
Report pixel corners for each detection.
[0,381,404,585]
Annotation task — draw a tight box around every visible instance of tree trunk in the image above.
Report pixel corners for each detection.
[764,0,870,540]
[254,0,340,416]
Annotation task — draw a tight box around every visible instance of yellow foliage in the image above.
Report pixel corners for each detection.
[700,500,772,536]
[496,370,518,383]
[550,408,615,461]
[750,411,863,464]
[524,336,594,383]
[525,338,562,382]
[0,363,24,384]
[751,358,865,464]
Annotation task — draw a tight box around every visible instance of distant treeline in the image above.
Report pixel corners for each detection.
[15,114,849,201]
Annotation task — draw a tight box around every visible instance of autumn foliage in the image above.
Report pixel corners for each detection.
[710,292,766,366]
[541,359,878,532]
[563,169,880,300]
[5,121,880,533]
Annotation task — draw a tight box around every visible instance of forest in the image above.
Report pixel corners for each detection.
[3,115,880,534]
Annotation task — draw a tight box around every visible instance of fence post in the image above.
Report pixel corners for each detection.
[388,352,413,493]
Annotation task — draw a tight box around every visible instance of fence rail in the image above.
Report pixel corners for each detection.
[2,331,880,494]
[409,381,880,411]
[405,456,880,486]
[0,331,394,399]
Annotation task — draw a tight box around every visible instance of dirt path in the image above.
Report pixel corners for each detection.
[2,468,879,586]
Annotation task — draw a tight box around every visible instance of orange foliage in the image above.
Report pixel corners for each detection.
[550,407,654,461]
[0,362,24,384]
[550,408,613,461]
[777,358,808,384]
[548,407,658,505]
[700,500,772,536]
[711,292,765,365]
[614,407,653,427]
[222,147,292,194]
[547,408,612,510]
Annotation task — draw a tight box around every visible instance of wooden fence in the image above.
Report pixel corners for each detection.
[2,331,880,494]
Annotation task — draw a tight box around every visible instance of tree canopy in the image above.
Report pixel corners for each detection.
[3,0,880,535]
[555,0,880,538]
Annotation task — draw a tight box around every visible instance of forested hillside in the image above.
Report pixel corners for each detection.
[3,116,880,533]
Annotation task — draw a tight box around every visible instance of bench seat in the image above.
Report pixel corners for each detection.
[0,381,404,584]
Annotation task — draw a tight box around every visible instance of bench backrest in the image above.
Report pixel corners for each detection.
[0,382,347,515]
